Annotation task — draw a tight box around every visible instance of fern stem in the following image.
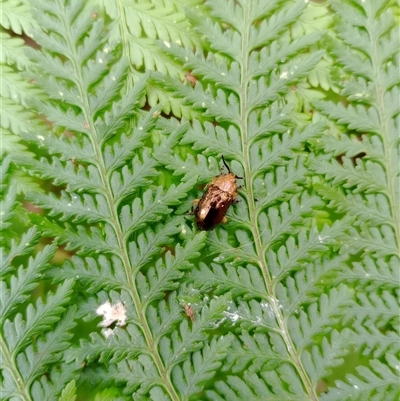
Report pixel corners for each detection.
[368,13,400,251]
[0,335,31,401]
[239,3,318,400]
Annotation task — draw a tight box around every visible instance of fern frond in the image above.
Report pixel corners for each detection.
[0,30,49,194]
[277,254,348,314]
[0,65,44,107]
[159,294,232,367]
[0,0,38,34]
[0,240,58,319]
[288,286,352,351]
[207,367,307,401]
[315,184,392,228]
[98,0,203,117]
[7,0,398,398]
[153,0,361,398]
[58,380,77,401]
[301,329,351,386]
[16,1,224,398]
[309,0,399,396]
[172,335,233,399]
[1,100,46,148]
[1,32,26,67]
[339,256,399,290]
[192,261,266,300]
[0,128,35,164]
[121,179,197,236]
[0,162,79,400]
[321,354,400,401]
[352,325,399,359]
[224,331,284,374]
[136,234,205,304]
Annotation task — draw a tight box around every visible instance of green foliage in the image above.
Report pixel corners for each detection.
[1,0,398,400]
[309,1,400,400]
[0,156,79,400]
[97,0,204,117]
[0,23,46,193]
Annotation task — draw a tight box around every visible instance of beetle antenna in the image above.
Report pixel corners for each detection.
[221,155,231,173]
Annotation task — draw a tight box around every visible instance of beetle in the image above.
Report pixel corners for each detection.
[192,157,241,231]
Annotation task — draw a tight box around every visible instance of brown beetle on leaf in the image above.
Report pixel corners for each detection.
[192,157,242,231]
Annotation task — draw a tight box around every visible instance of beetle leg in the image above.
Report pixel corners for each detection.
[190,199,200,215]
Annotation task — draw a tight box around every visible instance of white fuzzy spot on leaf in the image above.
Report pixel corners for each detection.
[96,300,126,327]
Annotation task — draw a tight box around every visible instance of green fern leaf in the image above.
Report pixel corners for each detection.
[14,1,225,399]
[58,380,77,401]
[7,0,398,398]
[0,161,79,400]
[97,0,204,117]
[321,355,400,401]
[153,0,365,399]
[0,240,58,319]
[309,0,399,397]
[0,0,38,35]
[172,335,233,399]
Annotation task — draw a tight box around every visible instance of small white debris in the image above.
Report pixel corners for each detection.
[98,58,103,64]
[280,71,288,79]
[261,300,276,318]
[225,310,240,323]
[37,135,45,140]
[96,300,127,327]
[103,328,114,338]
[164,41,171,48]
